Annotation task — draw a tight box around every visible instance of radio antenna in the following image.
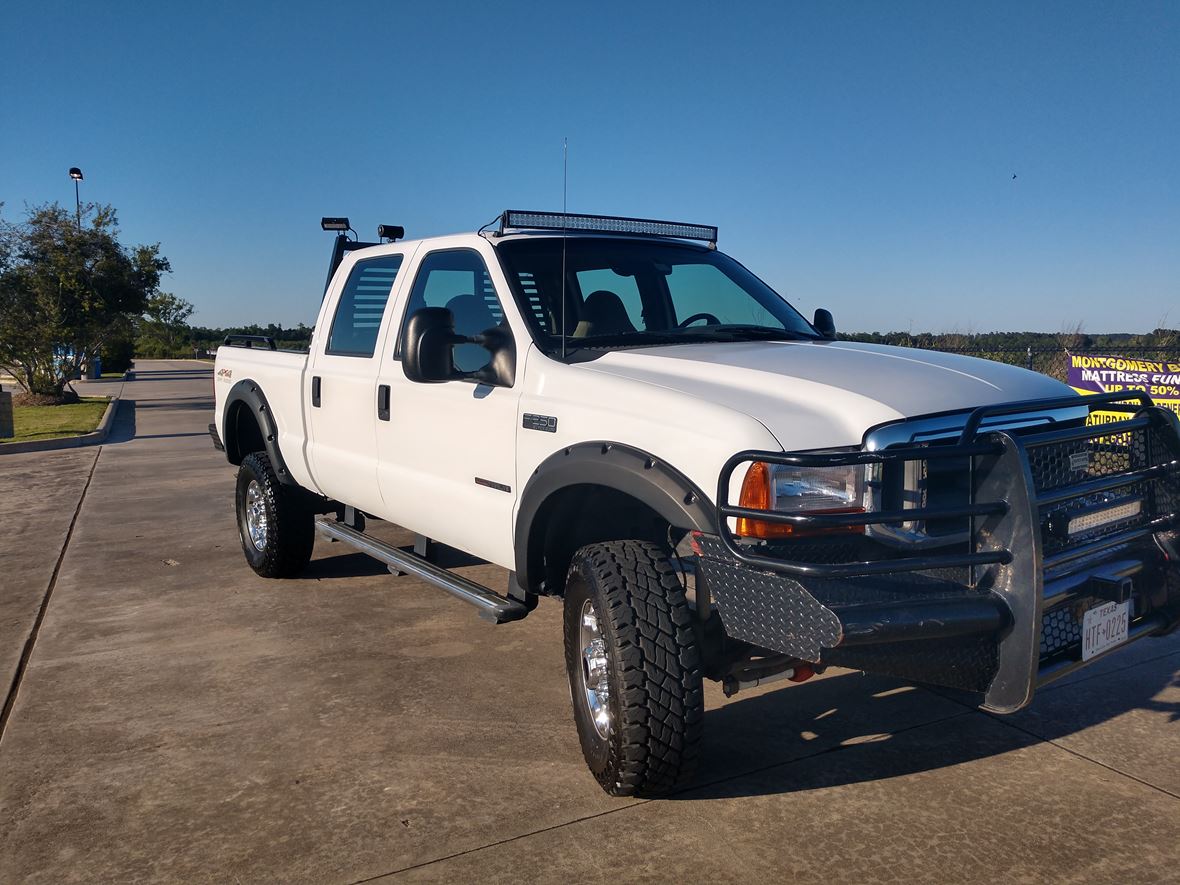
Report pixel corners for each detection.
[561,137,568,361]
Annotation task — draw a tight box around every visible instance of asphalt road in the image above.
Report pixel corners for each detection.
[1,360,1178,883]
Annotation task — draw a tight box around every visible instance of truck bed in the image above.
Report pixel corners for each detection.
[213,345,316,491]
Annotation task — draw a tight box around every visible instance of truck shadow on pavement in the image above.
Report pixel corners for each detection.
[129,367,212,381]
[131,396,215,410]
[301,533,1180,800]
[300,542,484,580]
[676,650,1180,800]
[301,552,391,579]
[103,399,217,446]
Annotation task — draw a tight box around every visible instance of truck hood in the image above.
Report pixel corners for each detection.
[580,340,1075,450]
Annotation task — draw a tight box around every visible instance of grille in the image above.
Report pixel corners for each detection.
[1027,429,1141,491]
[909,419,1176,561]
[923,454,971,536]
[1030,422,1177,559]
[1027,415,1179,664]
[1039,596,1101,657]
[903,412,1177,664]
[871,446,971,540]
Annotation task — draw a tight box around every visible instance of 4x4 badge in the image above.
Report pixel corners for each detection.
[1069,451,1090,472]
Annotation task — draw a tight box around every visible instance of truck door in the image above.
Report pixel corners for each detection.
[374,244,524,567]
[307,249,410,514]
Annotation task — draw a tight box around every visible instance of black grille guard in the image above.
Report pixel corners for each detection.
[713,391,1180,712]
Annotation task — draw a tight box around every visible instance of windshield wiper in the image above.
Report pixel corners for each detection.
[548,326,815,355]
[551,330,689,350]
[674,325,814,342]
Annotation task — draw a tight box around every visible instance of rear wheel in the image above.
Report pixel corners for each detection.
[563,540,704,796]
[235,452,314,578]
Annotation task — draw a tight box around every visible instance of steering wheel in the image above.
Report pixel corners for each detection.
[678,312,722,328]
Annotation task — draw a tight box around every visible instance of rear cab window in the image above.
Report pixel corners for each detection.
[326,255,404,357]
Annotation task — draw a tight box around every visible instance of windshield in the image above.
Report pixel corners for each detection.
[495,238,818,356]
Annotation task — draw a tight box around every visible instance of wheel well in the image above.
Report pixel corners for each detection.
[528,484,679,597]
[225,399,265,465]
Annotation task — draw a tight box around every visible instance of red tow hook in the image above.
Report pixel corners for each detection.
[789,664,816,683]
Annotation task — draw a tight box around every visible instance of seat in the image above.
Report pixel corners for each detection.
[445,293,496,337]
[573,290,636,337]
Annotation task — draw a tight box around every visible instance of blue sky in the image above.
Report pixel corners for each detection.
[2,1,1176,332]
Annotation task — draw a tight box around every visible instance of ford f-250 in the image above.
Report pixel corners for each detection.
[211,210,1180,796]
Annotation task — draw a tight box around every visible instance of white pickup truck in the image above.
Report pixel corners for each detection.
[212,210,1180,796]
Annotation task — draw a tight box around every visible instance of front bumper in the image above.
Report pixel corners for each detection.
[699,392,1180,713]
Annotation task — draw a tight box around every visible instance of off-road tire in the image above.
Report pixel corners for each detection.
[563,540,704,796]
[235,451,315,578]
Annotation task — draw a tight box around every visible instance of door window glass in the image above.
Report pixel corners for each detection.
[401,250,508,373]
[326,255,403,357]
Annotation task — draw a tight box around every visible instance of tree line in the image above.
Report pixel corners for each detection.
[148,325,1180,361]
[839,329,1180,352]
[187,322,313,354]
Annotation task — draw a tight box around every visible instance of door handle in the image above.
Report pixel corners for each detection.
[377,384,390,421]
[311,376,321,407]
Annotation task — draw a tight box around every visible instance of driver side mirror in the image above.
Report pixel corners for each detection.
[403,307,463,383]
[402,307,516,386]
[813,308,836,340]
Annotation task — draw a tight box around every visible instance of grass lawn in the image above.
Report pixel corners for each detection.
[7,397,111,443]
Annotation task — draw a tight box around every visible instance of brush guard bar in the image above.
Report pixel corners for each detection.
[705,392,1180,712]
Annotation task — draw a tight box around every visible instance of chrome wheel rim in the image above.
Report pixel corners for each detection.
[244,480,269,551]
[578,599,611,739]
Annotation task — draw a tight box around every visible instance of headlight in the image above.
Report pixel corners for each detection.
[735,461,867,539]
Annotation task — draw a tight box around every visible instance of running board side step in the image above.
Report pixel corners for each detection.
[315,519,530,624]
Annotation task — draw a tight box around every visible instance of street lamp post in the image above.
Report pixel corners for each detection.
[68,167,84,229]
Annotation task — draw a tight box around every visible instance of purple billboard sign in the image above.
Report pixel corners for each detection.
[1067,353,1180,418]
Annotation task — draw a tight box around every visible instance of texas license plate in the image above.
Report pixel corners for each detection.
[1081,600,1131,662]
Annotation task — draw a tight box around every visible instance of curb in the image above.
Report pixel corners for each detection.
[0,396,121,455]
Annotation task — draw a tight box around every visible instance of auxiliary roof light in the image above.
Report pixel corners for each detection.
[500,210,717,243]
[377,224,404,242]
[321,216,351,232]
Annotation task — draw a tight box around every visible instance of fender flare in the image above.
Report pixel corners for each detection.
[514,441,718,592]
[222,379,297,486]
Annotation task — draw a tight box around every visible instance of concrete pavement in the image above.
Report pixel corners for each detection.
[0,359,1177,883]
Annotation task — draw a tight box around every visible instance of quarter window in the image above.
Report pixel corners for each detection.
[326,255,403,357]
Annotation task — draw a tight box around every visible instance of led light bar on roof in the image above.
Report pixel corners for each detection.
[501,210,717,243]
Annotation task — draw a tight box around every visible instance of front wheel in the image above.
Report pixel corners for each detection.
[563,540,704,796]
[235,451,315,578]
